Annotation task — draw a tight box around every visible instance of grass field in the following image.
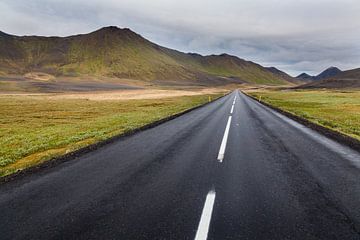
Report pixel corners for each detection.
[0,92,223,177]
[248,89,360,141]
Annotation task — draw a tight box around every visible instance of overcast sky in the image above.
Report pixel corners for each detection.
[1,0,360,76]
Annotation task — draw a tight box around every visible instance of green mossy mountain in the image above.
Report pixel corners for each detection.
[0,26,289,85]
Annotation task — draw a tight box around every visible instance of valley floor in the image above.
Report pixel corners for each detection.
[246,89,360,141]
[0,88,225,177]
[1,91,359,239]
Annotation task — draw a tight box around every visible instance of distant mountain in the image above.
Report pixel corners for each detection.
[314,67,342,80]
[296,68,360,89]
[296,73,314,81]
[296,67,342,81]
[0,26,290,86]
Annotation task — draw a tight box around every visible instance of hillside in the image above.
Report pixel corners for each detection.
[296,68,360,89]
[0,26,289,86]
[265,67,300,84]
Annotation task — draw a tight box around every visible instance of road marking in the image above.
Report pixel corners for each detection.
[217,116,232,162]
[194,190,216,240]
[230,104,234,114]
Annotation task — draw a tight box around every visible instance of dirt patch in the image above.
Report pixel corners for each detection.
[0,88,227,101]
[24,72,55,81]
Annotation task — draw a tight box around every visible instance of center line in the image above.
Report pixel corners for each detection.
[217,116,232,162]
[194,190,216,240]
[230,104,234,114]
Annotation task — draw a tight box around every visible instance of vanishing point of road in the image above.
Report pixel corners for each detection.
[1,90,360,239]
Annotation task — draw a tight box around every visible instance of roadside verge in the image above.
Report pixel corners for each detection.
[0,93,228,183]
[242,91,360,152]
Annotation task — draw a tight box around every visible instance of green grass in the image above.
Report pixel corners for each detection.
[248,90,360,140]
[0,93,223,176]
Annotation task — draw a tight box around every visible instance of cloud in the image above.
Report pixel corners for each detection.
[1,0,360,76]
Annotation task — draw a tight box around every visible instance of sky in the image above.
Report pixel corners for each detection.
[1,0,360,76]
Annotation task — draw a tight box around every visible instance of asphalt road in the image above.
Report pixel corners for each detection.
[1,90,360,240]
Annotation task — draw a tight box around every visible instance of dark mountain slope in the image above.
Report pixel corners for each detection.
[296,73,314,81]
[314,67,342,80]
[296,67,342,82]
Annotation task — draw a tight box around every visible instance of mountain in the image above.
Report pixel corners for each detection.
[296,68,360,89]
[0,26,290,86]
[296,73,315,81]
[314,67,342,80]
[296,67,342,81]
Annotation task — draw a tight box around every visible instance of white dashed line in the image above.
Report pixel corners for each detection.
[230,104,234,114]
[194,190,216,240]
[217,116,232,162]
[195,93,236,239]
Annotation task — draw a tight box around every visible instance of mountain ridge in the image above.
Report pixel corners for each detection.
[0,26,291,86]
[296,68,360,89]
[296,67,342,81]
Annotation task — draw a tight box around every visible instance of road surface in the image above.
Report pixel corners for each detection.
[1,90,360,239]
